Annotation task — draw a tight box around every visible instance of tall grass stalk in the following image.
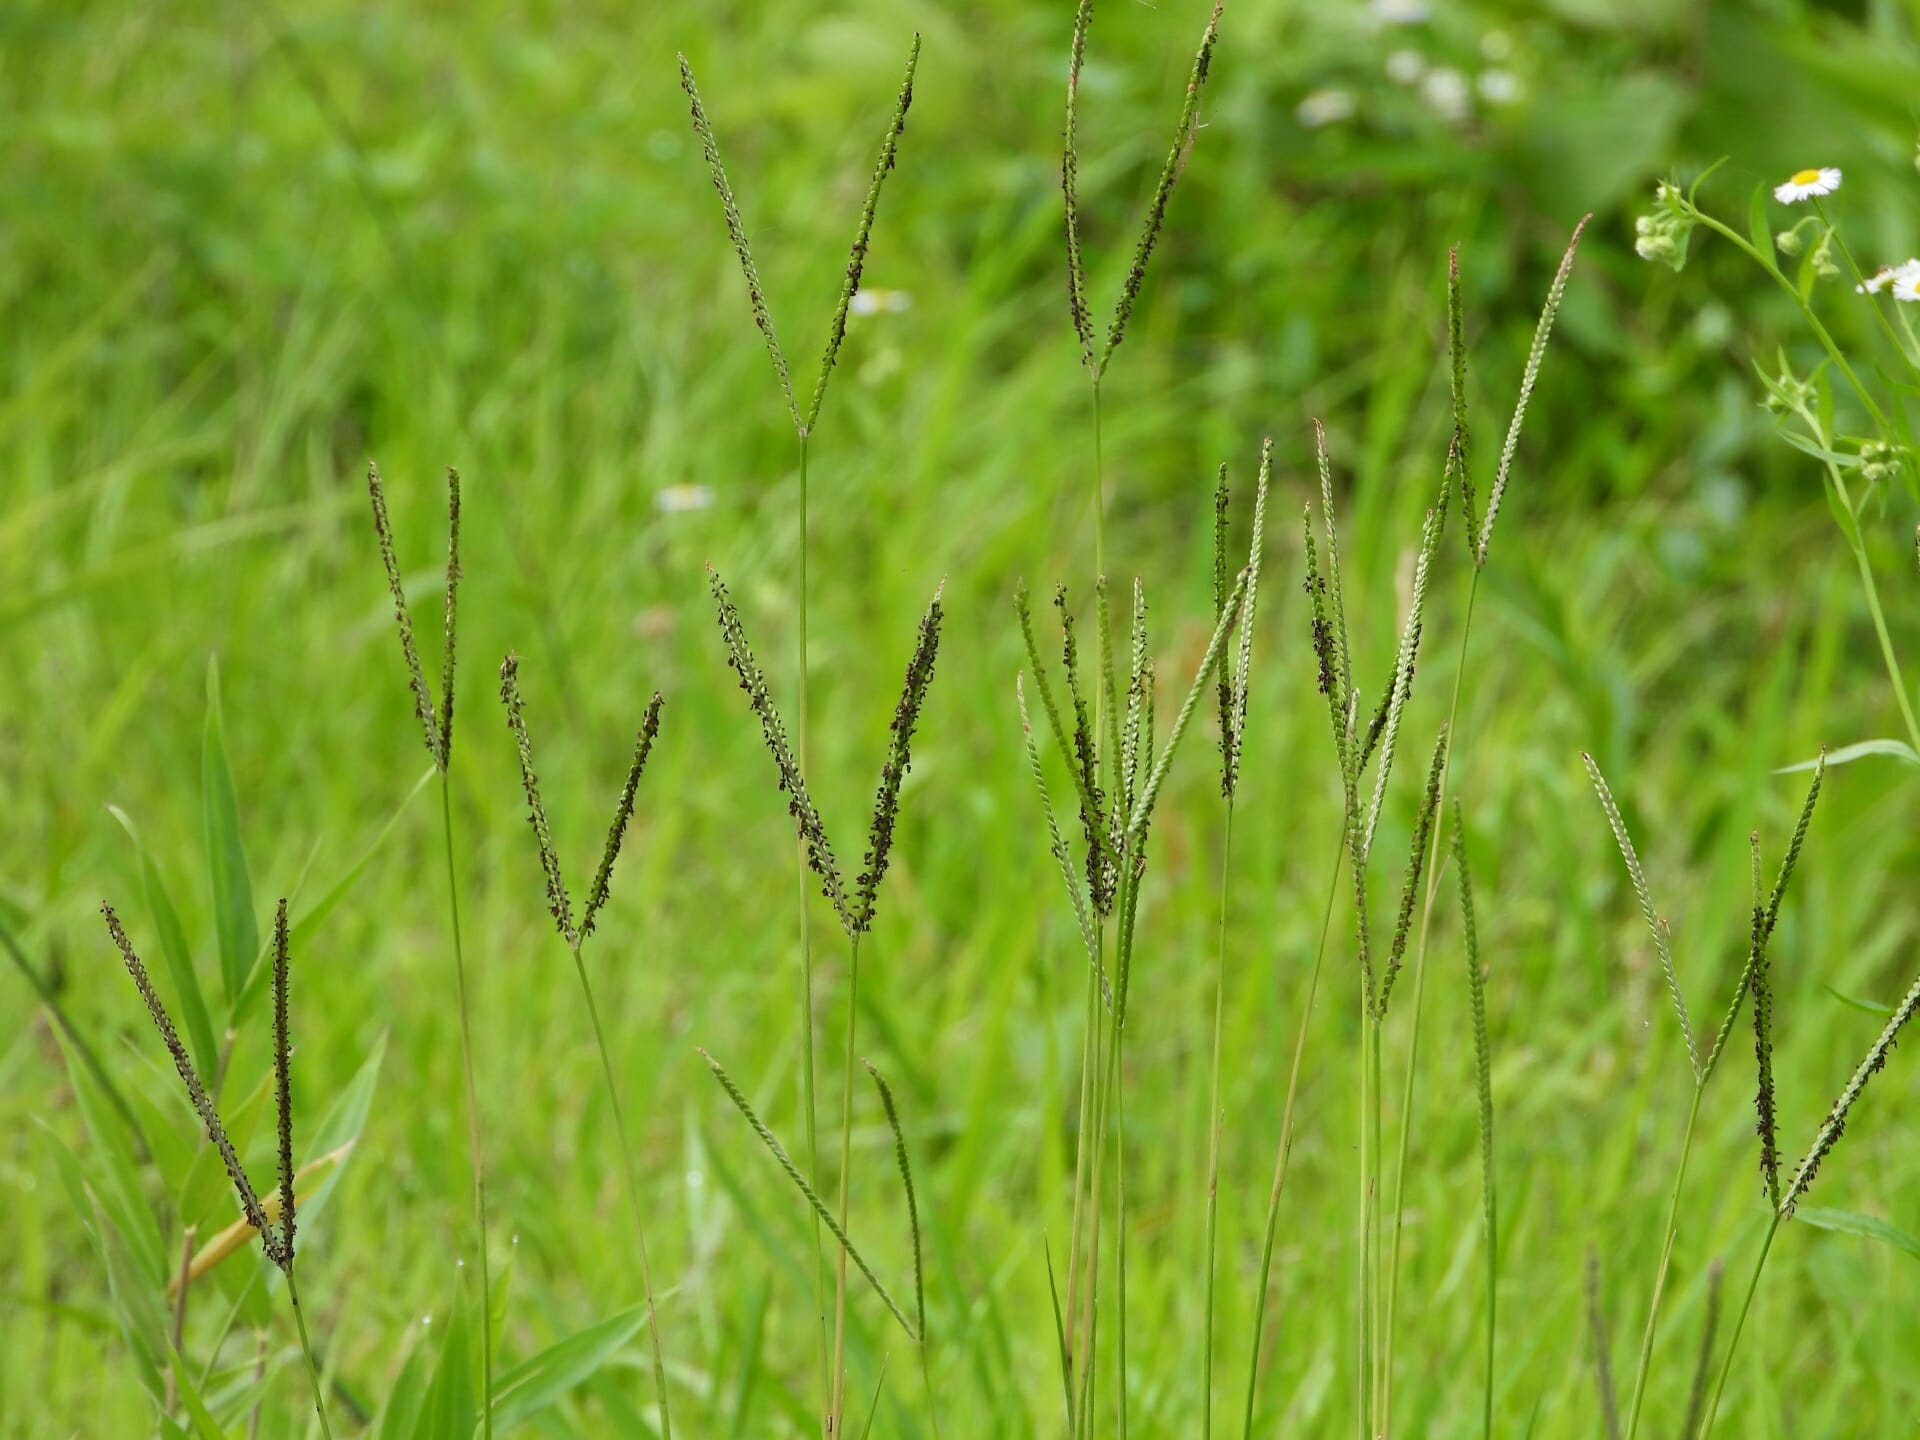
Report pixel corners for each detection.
[366,463,491,1437]
[1581,751,1824,1440]
[1377,218,1587,1437]
[681,45,920,1428]
[1451,802,1495,1440]
[498,659,673,1433]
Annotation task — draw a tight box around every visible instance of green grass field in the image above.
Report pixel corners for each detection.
[6,0,1920,1435]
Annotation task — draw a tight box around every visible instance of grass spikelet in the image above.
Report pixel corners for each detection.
[1452,801,1495,1440]
[1448,246,1476,545]
[1763,751,1824,939]
[1062,0,1095,369]
[365,461,443,769]
[807,34,921,432]
[582,693,665,939]
[677,54,798,432]
[863,1059,926,1345]
[499,652,576,946]
[103,903,273,1255]
[855,583,945,933]
[1015,583,1115,887]
[1586,1246,1622,1440]
[710,565,850,930]
[1017,674,1104,1002]
[1222,439,1271,800]
[270,898,295,1269]
[1213,462,1233,789]
[1475,215,1590,570]
[1780,964,1920,1215]
[1122,579,1150,818]
[1361,456,1451,863]
[1055,585,1112,913]
[438,468,461,767]
[1375,725,1449,1018]
[1099,0,1223,375]
[699,1048,918,1339]
[1311,421,1354,723]
[1749,833,1780,1208]
[1581,752,1699,1079]
[1679,1259,1723,1440]
[1126,567,1245,842]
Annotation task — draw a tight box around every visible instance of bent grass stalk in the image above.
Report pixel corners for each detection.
[365,462,492,1437]
[497,656,673,1434]
[105,900,333,1437]
[1378,217,1588,1439]
[681,46,920,1428]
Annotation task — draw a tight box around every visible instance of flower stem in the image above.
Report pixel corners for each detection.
[828,935,862,1433]
[1700,1214,1781,1438]
[1622,1081,1705,1439]
[439,772,493,1440]
[1200,804,1234,1440]
[285,1271,335,1440]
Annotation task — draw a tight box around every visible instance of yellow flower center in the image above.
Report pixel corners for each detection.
[1790,169,1822,186]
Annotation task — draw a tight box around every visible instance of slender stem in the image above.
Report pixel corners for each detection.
[1621,1083,1705,1439]
[1380,573,1480,1439]
[165,1226,195,1416]
[1091,379,1106,585]
[1700,1214,1781,1438]
[284,1271,335,1440]
[1063,941,1101,1418]
[1116,1027,1129,1440]
[1356,957,1372,1440]
[1811,202,1914,367]
[829,936,862,1433]
[1241,827,1346,1437]
[1848,539,1920,754]
[439,773,493,1440]
[1076,1010,1117,1440]
[569,945,673,1438]
[1368,1019,1385,1429]
[796,430,830,1436]
[1200,805,1235,1440]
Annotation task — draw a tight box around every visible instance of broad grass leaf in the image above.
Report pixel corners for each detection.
[1777,739,1919,773]
[168,1352,226,1440]
[55,1030,164,1281]
[1795,1205,1920,1262]
[297,1032,388,1230]
[414,1280,477,1440]
[491,1302,649,1431]
[1748,182,1778,274]
[202,656,257,1007]
[374,1325,435,1440]
[108,804,219,1077]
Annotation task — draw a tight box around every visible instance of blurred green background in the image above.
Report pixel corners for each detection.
[5,0,1920,1434]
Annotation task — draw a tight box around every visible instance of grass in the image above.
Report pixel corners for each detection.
[6,1,1920,1436]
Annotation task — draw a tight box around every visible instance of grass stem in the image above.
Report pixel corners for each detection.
[285,1271,335,1440]
[1621,1083,1703,1439]
[1699,1214,1781,1438]
[1200,805,1233,1440]
[829,936,862,1433]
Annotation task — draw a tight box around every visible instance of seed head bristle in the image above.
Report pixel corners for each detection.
[499,652,577,947]
[1095,577,1124,837]
[1015,582,1115,886]
[1448,245,1478,550]
[1764,750,1825,940]
[1452,800,1494,1207]
[1376,725,1449,1018]
[1312,421,1354,732]
[678,54,800,434]
[1122,579,1150,818]
[270,898,295,1271]
[710,567,850,931]
[1098,0,1224,376]
[700,1047,917,1338]
[1747,833,1780,1206]
[1213,461,1232,789]
[1780,965,1920,1216]
[1062,0,1095,369]
[1581,752,1700,1080]
[104,904,275,1263]
[808,34,921,433]
[863,1058,927,1345]
[1018,673,1107,1006]
[855,584,945,933]
[366,461,444,769]
[1301,506,1348,777]
[437,467,462,770]
[1055,585,1112,914]
[1362,457,1452,864]
[1223,439,1272,801]
[1476,215,1590,570]
[583,692,666,940]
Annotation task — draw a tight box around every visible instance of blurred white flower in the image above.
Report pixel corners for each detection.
[1895,268,1920,303]
[1419,66,1471,122]
[1476,69,1519,105]
[1773,167,1840,204]
[655,483,715,514]
[1296,88,1357,128]
[1385,49,1426,85]
[1370,0,1429,23]
[1857,259,1920,296]
[849,288,913,316]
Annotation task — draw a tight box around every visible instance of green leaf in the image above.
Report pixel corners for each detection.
[168,1352,228,1440]
[202,656,257,1007]
[414,1280,477,1440]
[290,765,436,948]
[1824,983,1895,1018]
[374,1325,435,1440]
[55,1030,165,1282]
[298,1033,388,1230]
[1795,1205,1920,1261]
[108,805,221,1077]
[1777,739,1920,773]
[491,1302,650,1432]
[1748,183,1778,274]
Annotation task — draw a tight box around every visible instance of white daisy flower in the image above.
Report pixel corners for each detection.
[1857,266,1898,296]
[1895,269,1920,303]
[1773,167,1841,204]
